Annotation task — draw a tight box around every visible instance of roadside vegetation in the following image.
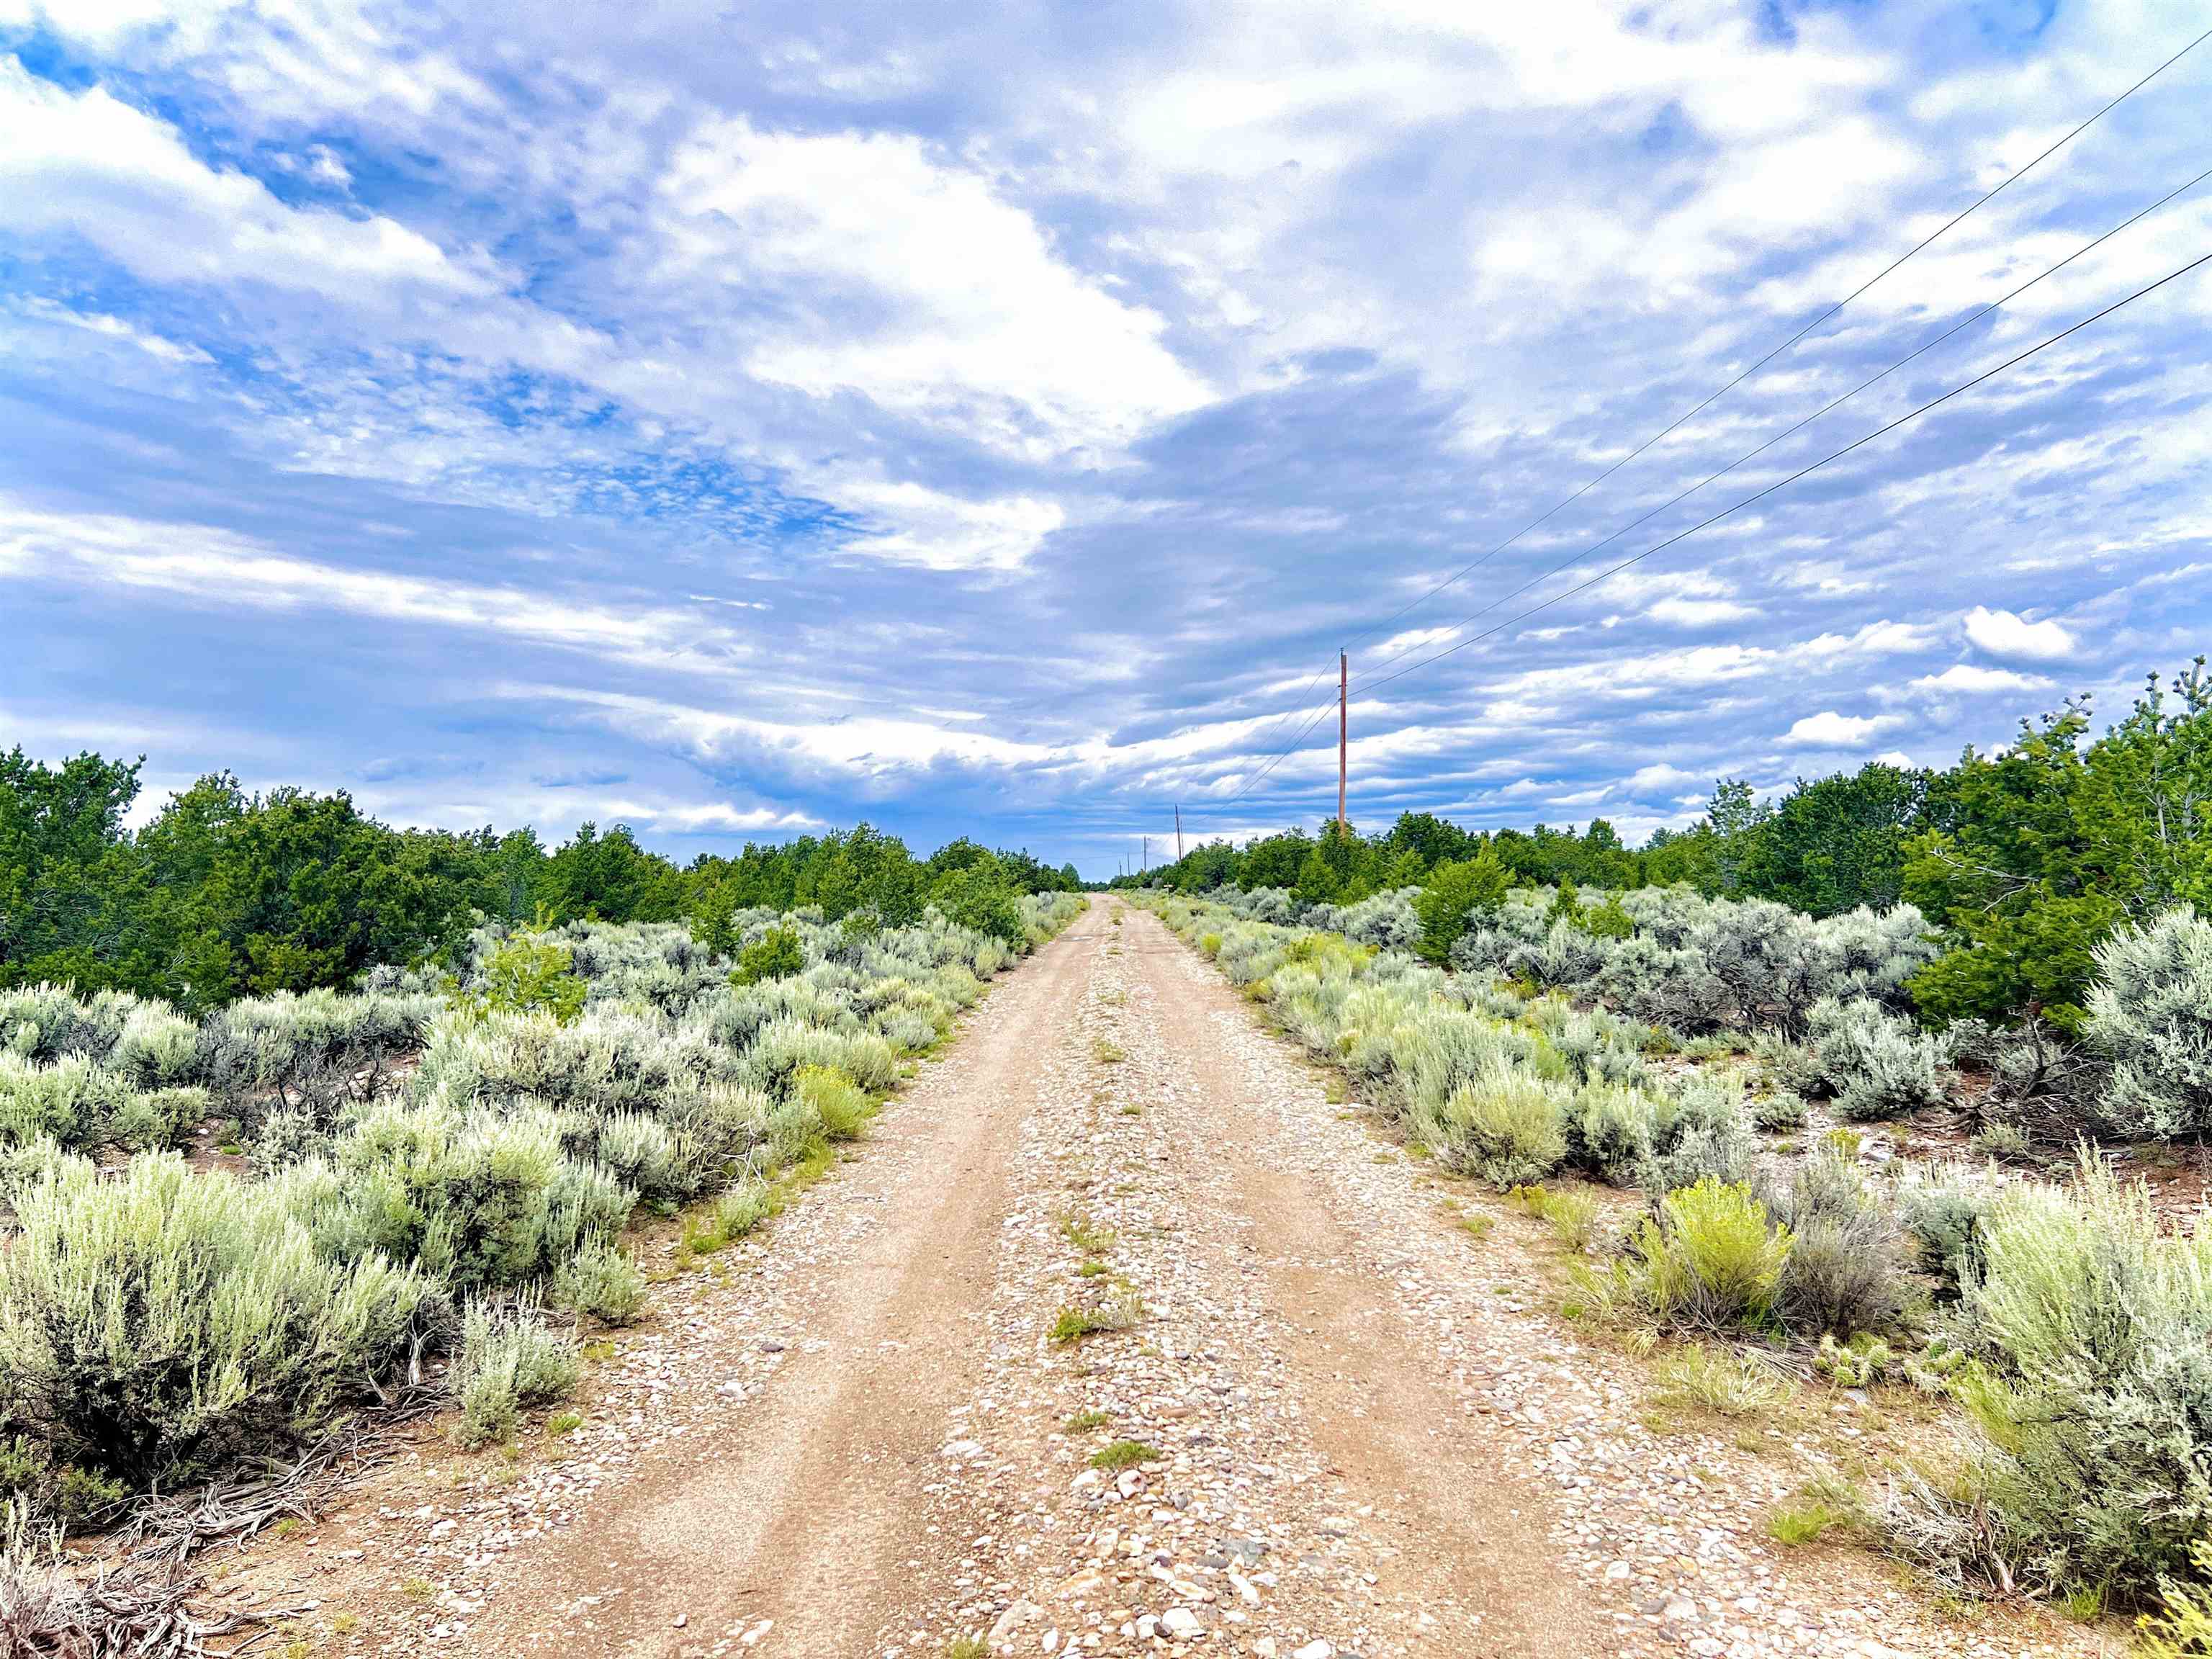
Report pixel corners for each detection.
[0,776,1084,1590]
[0,752,1080,1010]
[1133,660,2212,1634]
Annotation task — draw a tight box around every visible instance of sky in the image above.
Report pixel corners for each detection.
[1,1,2208,879]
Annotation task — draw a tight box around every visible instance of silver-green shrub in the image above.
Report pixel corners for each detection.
[282,1102,634,1294]
[551,1241,647,1325]
[2086,907,2212,1140]
[0,1150,428,1485]
[1415,1065,1569,1188]
[0,1053,204,1154]
[106,1005,199,1087]
[1639,1076,1757,1196]
[737,1018,898,1096]
[1305,890,1422,954]
[198,986,438,1102]
[1754,1151,1907,1338]
[1749,1090,1807,1131]
[1566,1083,1656,1185]
[1895,1161,2000,1297]
[1805,997,1951,1121]
[1506,918,1609,992]
[1949,1156,2212,1593]
[451,1299,580,1449]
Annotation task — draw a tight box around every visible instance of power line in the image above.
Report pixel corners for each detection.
[1209,685,1344,808]
[1348,157,2212,691]
[1342,20,2212,683]
[1203,162,2206,822]
[1178,24,2212,836]
[1349,247,2212,696]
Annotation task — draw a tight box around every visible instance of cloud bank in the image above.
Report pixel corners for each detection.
[1,0,2207,872]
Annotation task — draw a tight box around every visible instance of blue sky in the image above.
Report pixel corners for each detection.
[1,0,2207,878]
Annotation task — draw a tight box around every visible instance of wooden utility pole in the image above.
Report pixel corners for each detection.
[1336,649,1348,830]
[1174,805,1183,862]
[1141,835,1148,873]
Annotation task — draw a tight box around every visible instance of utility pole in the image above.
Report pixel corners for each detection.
[1337,649,1348,832]
[1174,805,1183,862]
[1141,835,1148,873]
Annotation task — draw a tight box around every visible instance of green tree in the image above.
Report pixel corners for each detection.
[541,823,682,924]
[1239,830,1312,891]
[1584,893,1635,939]
[688,872,744,958]
[1413,848,1510,963]
[2073,659,2212,914]
[1382,848,1426,890]
[1907,664,2212,1028]
[482,828,545,922]
[1706,779,1768,896]
[1740,763,1931,917]
[1291,845,1340,908]
[454,927,587,1025]
[802,824,925,925]
[1905,700,2119,1030]
[1641,824,1720,893]
[732,925,805,986]
[1382,811,1475,869]
[1546,877,1586,928]
[0,748,156,992]
[931,863,1025,944]
[176,785,475,1001]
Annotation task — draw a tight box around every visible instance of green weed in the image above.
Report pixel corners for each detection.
[1087,1439,1161,1472]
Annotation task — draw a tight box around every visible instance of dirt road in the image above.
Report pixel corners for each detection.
[274,899,2102,1658]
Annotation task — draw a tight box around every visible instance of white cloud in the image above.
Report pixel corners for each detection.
[591,799,821,833]
[1961,605,2076,662]
[1780,711,1902,748]
[1908,662,2050,696]
[1647,596,1760,627]
[0,499,760,678]
[0,0,232,51]
[529,685,1058,778]
[830,479,1066,572]
[11,296,211,363]
[1827,621,1943,657]
[652,118,1211,459]
[1625,762,1704,794]
[0,59,493,302]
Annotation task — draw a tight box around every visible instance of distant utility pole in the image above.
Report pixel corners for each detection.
[1174,805,1183,862]
[1336,649,1349,831]
[1141,836,1148,873]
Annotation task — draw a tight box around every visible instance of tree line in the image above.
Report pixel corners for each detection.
[0,759,1081,1011]
[1120,661,2211,1028]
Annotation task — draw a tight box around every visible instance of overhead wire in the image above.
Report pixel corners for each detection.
[1178,23,2212,835]
[1207,155,2212,820]
[1352,248,2212,694]
[1342,19,2212,683]
[1348,156,2212,693]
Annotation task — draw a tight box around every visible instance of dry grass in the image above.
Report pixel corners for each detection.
[1649,1343,1789,1419]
